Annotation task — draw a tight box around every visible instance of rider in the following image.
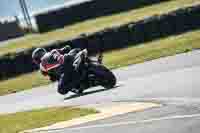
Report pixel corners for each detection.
[32,45,84,95]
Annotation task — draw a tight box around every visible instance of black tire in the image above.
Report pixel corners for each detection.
[88,63,116,89]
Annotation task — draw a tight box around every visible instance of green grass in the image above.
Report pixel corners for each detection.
[0,0,199,56]
[0,107,97,133]
[0,71,51,95]
[103,30,200,69]
[0,29,200,96]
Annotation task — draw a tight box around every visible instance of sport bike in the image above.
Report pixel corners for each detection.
[71,49,116,94]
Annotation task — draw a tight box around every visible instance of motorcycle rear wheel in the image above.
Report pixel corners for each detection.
[88,63,116,89]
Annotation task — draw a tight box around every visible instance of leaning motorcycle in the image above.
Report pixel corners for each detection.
[71,49,117,94]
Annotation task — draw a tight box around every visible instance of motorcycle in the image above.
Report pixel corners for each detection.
[70,49,117,94]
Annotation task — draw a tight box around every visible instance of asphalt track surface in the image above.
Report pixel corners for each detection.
[1,50,200,133]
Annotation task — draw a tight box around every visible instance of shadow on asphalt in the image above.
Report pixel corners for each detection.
[64,85,121,100]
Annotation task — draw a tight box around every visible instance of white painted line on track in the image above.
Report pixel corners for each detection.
[30,113,200,132]
[62,113,200,131]
[22,102,160,133]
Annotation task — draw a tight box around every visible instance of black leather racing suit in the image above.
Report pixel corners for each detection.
[40,46,81,95]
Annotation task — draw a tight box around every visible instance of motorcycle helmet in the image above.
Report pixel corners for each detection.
[32,48,47,65]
